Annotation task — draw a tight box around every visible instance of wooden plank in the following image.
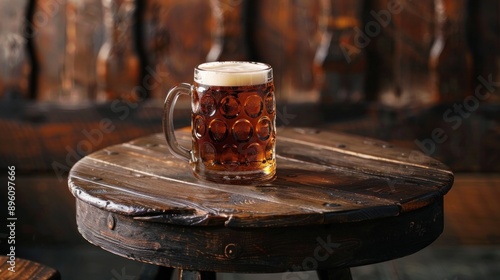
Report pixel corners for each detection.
[75,198,444,273]
[69,127,453,227]
[128,129,452,210]
[69,150,398,227]
[130,129,453,186]
[0,256,60,280]
[278,128,453,176]
[128,129,452,190]
[276,139,451,207]
[70,169,323,227]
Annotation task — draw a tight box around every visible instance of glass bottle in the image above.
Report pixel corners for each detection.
[141,0,214,101]
[430,0,472,104]
[96,0,141,102]
[207,0,249,62]
[60,0,103,105]
[249,0,321,103]
[314,0,366,106]
[0,0,32,100]
[377,0,436,108]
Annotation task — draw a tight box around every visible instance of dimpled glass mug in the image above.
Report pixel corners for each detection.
[163,61,276,184]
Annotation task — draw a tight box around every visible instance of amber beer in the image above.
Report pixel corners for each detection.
[163,62,276,184]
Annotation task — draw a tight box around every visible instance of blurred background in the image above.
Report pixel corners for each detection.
[0,0,499,279]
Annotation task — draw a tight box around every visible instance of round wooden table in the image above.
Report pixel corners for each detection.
[68,127,453,279]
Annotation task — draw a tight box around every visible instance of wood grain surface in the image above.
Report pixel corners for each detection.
[0,256,60,280]
[69,127,453,228]
[68,127,453,272]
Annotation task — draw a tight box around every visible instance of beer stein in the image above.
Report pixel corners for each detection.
[163,61,276,184]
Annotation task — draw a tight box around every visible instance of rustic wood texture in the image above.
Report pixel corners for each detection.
[0,256,60,280]
[69,127,453,273]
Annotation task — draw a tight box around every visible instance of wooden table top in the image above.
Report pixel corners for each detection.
[69,127,453,228]
[68,127,454,273]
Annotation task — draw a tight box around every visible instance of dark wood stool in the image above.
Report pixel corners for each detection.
[68,127,453,279]
[0,256,60,280]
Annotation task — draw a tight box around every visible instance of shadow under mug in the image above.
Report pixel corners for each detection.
[163,61,276,185]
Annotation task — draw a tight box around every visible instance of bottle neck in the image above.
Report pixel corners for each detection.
[102,0,136,48]
[435,0,467,39]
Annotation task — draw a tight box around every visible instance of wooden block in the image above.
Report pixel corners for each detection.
[0,256,60,280]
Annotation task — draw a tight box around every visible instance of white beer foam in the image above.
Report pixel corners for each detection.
[195,61,271,86]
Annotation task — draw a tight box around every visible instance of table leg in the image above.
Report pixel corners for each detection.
[154,267,175,279]
[317,268,352,280]
[138,265,174,279]
[177,269,216,280]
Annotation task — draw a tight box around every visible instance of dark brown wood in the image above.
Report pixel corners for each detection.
[317,268,353,280]
[69,127,453,274]
[75,197,444,273]
[69,127,453,226]
[0,256,60,280]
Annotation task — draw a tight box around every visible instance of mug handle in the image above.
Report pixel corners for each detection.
[162,83,192,161]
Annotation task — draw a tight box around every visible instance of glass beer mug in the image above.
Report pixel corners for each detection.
[163,61,276,184]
